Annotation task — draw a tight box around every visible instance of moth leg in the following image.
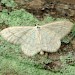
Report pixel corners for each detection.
[40,51,44,55]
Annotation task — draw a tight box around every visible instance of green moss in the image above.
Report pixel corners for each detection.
[1,0,17,7]
[0,9,41,26]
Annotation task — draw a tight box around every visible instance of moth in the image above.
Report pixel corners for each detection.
[0,21,73,56]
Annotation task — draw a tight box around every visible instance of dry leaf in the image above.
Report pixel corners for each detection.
[0,21,73,56]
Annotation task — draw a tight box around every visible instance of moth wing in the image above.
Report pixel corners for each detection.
[21,28,41,56]
[0,26,33,44]
[40,28,61,52]
[0,26,41,56]
[42,21,73,39]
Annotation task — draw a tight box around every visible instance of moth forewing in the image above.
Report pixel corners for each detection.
[0,26,33,44]
[42,21,73,39]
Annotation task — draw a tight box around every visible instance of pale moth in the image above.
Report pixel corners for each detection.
[0,21,73,56]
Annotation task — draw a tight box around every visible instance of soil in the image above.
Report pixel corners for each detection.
[14,0,75,21]
[0,0,75,71]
